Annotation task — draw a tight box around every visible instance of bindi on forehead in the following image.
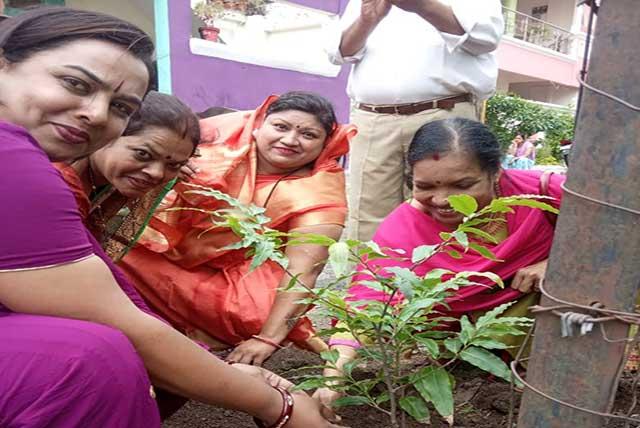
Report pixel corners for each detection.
[432,153,440,161]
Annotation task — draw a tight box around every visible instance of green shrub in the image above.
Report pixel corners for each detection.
[485,94,575,164]
[177,186,558,427]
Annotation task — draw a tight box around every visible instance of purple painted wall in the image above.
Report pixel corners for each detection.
[168,0,351,121]
[288,0,344,14]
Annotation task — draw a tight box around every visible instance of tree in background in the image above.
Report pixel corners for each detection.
[485,94,575,165]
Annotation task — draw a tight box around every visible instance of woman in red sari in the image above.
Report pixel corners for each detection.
[120,92,357,365]
[313,118,565,414]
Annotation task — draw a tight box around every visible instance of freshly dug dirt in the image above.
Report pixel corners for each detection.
[162,346,638,428]
[163,269,638,428]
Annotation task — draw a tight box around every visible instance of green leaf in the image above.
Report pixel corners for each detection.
[468,242,501,261]
[459,346,513,382]
[399,297,439,322]
[416,337,440,359]
[374,391,390,405]
[459,315,475,345]
[413,366,454,419]
[332,396,371,407]
[485,199,515,214]
[447,249,463,259]
[328,242,350,277]
[417,330,456,339]
[343,360,359,378]
[356,280,388,293]
[423,268,453,281]
[399,396,431,423]
[286,232,336,247]
[448,194,478,217]
[499,197,559,214]
[470,338,511,350]
[411,244,439,264]
[249,240,277,271]
[474,302,516,328]
[444,338,462,354]
[386,267,421,301]
[357,241,387,259]
[459,226,498,244]
[463,217,506,228]
[452,231,469,250]
[320,349,340,366]
[439,232,452,241]
[292,377,331,391]
[477,325,529,337]
[455,271,504,288]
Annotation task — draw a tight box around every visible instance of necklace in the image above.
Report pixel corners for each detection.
[86,160,111,231]
[477,181,508,242]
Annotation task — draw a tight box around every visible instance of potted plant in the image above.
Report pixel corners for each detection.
[193,0,225,42]
[221,0,272,15]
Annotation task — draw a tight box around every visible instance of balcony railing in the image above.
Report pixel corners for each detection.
[502,7,578,56]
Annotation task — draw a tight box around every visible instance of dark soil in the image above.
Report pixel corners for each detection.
[162,269,638,428]
[162,346,639,428]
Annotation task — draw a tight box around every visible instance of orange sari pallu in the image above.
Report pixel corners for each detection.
[119,96,356,351]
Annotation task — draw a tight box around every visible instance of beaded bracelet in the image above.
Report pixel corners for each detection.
[251,334,284,350]
[253,386,294,428]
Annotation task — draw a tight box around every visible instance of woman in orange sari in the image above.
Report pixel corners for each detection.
[120,92,356,366]
[55,91,200,261]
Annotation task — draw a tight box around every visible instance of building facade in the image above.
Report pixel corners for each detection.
[497,0,593,108]
[5,0,592,118]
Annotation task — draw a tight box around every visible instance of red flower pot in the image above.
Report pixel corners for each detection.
[199,26,220,42]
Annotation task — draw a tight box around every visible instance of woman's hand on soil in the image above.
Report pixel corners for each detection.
[232,365,347,426]
[226,338,278,366]
[312,387,344,422]
[230,363,294,390]
[510,260,548,293]
[289,391,348,428]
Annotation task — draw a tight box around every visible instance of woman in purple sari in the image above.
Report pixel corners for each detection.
[0,8,341,428]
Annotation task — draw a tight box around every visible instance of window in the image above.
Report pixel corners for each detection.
[190,0,341,77]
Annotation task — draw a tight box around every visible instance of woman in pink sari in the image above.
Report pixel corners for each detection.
[313,118,565,415]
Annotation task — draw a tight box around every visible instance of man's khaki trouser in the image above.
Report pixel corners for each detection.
[345,101,478,242]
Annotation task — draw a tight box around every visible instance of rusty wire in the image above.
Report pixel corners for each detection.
[560,182,640,218]
[577,74,640,113]
[506,280,640,426]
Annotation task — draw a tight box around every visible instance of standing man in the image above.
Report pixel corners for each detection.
[327,0,504,241]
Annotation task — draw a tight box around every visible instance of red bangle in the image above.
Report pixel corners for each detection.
[253,386,294,428]
[251,334,284,350]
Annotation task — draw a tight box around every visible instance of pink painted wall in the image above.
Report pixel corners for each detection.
[168,0,352,121]
[496,39,580,88]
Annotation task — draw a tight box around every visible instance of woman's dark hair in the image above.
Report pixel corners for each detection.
[266,91,337,137]
[197,106,236,119]
[0,7,155,90]
[124,91,200,151]
[406,118,502,188]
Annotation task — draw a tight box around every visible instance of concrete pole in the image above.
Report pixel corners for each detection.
[517,0,640,427]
